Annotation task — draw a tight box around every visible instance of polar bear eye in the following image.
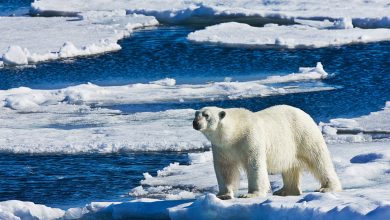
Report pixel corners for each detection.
[202,112,209,118]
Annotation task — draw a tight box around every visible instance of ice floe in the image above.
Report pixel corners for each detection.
[0,200,64,220]
[320,102,390,143]
[31,0,390,28]
[4,1,389,66]
[0,106,208,154]
[134,141,390,198]
[2,141,389,219]
[0,12,158,66]
[188,22,390,49]
[0,63,334,154]
[0,63,333,111]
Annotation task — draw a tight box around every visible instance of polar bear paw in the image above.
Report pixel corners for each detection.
[217,194,233,200]
[238,193,258,198]
[316,182,342,193]
[316,187,340,193]
[273,187,301,196]
[239,191,266,198]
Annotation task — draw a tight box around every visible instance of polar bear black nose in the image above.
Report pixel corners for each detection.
[193,120,201,130]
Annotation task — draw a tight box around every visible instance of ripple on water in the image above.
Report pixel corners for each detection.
[0,152,190,208]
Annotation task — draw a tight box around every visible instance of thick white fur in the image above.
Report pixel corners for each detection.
[194,105,342,200]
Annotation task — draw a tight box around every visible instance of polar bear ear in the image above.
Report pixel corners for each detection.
[219,111,226,120]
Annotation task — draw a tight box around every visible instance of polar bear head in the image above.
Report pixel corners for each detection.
[193,107,226,132]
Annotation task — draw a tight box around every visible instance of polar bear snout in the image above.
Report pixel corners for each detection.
[193,119,201,130]
[193,110,207,131]
[193,111,202,130]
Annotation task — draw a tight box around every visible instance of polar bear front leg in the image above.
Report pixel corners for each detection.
[239,152,270,198]
[213,157,240,200]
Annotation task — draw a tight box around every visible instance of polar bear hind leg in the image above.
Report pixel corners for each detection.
[273,166,302,196]
[302,143,342,193]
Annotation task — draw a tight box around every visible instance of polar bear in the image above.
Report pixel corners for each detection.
[193,105,341,200]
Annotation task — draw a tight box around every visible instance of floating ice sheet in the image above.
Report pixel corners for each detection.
[31,0,390,28]
[0,63,332,111]
[0,106,208,154]
[0,200,64,220]
[0,63,335,153]
[0,12,158,66]
[188,22,390,49]
[320,102,390,143]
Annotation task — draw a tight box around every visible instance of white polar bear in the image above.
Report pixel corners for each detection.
[193,105,342,200]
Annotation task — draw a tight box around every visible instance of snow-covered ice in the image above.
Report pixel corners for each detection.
[320,102,390,143]
[0,64,333,153]
[31,0,390,28]
[0,200,64,220]
[3,1,388,66]
[82,101,390,219]
[259,62,328,83]
[2,46,29,66]
[1,97,389,219]
[0,63,332,111]
[294,17,354,30]
[188,22,390,49]
[124,141,390,220]
[134,141,390,198]
[0,12,158,66]
[0,106,208,154]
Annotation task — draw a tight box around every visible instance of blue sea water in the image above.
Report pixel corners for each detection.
[0,0,31,16]
[1,0,390,210]
[0,153,189,209]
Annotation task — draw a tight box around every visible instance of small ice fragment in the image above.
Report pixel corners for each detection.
[2,45,28,65]
[264,23,278,27]
[224,77,232,82]
[315,62,328,78]
[129,186,148,196]
[150,78,176,86]
[333,17,353,29]
[59,42,79,58]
